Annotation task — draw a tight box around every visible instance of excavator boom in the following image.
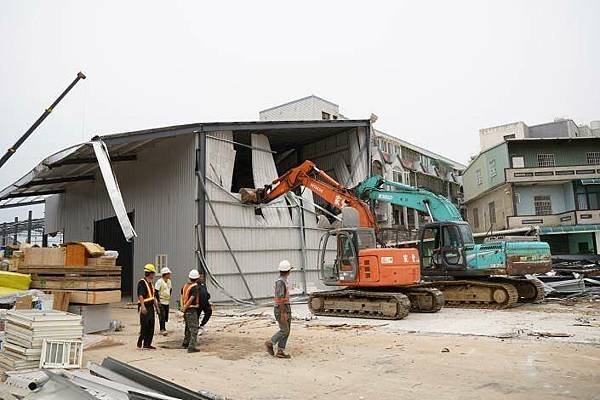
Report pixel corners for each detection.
[355,176,463,222]
[240,160,376,228]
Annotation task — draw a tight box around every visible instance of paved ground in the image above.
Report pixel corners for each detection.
[85,299,600,400]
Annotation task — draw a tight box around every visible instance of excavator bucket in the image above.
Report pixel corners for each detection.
[240,188,263,204]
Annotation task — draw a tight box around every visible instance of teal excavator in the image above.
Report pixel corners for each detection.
[354,176,551,308]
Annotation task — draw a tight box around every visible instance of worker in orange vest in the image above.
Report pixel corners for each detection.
[265,260,293,359]
[181,269,201,353]
[137,263,159,350]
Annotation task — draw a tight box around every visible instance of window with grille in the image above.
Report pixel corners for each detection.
[472,208,479,228]
[587,152,600,165]
[489,159,497,177]
[534,196,552,216]
[155,254,168,270]
[537,154,555,167]
[488,202,496,224]
[476,169,482,185]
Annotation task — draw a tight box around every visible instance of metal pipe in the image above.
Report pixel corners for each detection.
[0,72,86,169]
[204,134,277,154]
[13,217,18,245]
[26,210,32,243]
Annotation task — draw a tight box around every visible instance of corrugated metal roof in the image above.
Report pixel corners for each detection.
[0,119,371,209]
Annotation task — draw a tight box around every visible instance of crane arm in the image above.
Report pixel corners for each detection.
[240,160,376,228]
[355,176,463,222]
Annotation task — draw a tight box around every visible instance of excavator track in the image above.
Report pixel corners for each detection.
[492,277,546,303]
[308,289,412,320]
[423,280,519,309]
[401,287,445,313]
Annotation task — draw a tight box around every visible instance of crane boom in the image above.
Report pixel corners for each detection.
[240,160,376,228]
[0,72,86,169]
[355,175,463,222]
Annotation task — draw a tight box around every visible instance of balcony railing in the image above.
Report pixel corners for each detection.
[508,209,600,228]
[506,165,600,183]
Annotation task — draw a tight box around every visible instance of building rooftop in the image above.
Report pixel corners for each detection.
[0,119,370,209]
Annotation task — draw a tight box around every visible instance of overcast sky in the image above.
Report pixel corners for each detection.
[1,0,599,221]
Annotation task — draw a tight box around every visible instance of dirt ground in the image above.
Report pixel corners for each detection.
[85,300,600,400]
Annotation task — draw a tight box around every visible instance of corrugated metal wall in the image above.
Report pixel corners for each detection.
[205,127,369,301]
[58,135,197,295]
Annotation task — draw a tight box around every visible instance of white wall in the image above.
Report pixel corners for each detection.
[260,96,340,121]
[479,121,528,151]
[55,135,197,295]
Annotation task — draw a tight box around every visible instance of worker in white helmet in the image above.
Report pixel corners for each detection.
[265,260,293,359]
[155,267,172,335]
[180,269,201,353]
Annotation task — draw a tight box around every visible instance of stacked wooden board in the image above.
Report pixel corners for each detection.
[20,244,122,306]
[0,310,83,372]
[21,265,122,305]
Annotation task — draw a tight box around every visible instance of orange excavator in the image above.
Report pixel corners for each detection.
[240,160,443,319]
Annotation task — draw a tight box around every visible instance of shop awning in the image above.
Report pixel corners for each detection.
[539,225,600,235]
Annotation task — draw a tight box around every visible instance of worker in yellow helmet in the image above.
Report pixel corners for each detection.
[137,263,159,349]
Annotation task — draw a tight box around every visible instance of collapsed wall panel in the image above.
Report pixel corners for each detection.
[251,134,293,226]
[204,127,367,302]
[206,131,236,192]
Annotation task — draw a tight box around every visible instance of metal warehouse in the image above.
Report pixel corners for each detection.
[0,119,371,302]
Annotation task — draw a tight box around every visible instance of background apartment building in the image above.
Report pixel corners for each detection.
[260,96,466,238]
[463,118,600,255]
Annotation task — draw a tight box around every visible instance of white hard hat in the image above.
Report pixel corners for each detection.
[160,267,171,275]
[188,269,200,279]
[278,260,293,272]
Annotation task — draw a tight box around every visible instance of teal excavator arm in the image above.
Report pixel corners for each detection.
[355,176,463,222]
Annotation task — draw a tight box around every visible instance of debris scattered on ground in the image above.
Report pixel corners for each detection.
[441,347,450,353]
[528,331,574,338]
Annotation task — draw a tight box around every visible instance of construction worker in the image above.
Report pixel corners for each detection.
[197,272,212,335]
[181,269,201,353]
[137,263,159,350]
[265,260,293,359]
[155,267,173,335]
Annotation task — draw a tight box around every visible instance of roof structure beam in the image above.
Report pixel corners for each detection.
[3,189,65,199]
[20,174,95,188]
[49,154,136,168]
[0,200,46,209]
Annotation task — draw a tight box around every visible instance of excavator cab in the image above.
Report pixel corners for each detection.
[318,227,377,285]
[419,221,474,275]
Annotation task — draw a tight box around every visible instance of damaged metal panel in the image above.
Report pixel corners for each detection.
[251,134,293,226]
[44,193,65,234]
[206,131,236,192]
[91,140,137,241]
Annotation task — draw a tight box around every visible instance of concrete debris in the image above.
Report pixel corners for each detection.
[528,331,574,338]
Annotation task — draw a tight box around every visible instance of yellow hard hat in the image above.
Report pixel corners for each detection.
[144,263,157,273]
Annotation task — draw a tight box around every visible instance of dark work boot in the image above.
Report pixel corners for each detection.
[276,349,291,359]
[265,341,274,356]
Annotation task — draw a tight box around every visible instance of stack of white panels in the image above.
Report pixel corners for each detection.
[0,310,83,372]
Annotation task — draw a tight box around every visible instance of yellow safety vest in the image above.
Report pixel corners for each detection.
[157,278,171,303]
[138,279,155,304]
